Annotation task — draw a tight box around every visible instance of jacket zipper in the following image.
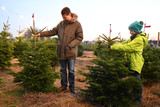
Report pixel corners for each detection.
[64,24,72,57]
[60,22,66,59]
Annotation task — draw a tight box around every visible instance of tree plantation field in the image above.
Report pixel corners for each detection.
[1,21,160,107]
[0,51,160,107]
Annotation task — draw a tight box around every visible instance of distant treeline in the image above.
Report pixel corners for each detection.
[149,40,160,46]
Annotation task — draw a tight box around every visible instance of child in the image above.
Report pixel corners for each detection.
[110,21,148,104]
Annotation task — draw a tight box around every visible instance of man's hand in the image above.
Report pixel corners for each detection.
[34,33,40,37]
[66,45,71,51]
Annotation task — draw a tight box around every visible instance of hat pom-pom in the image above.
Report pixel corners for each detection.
[139,21,144,25]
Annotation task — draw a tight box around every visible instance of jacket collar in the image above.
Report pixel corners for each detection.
[64,13,78,24]
[70,13,78,23]
[130,33,146,41]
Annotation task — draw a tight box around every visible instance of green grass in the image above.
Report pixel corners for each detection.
[0,77,4,84]
[6,89,25,97]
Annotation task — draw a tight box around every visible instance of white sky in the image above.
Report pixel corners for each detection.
[0,0,160,41]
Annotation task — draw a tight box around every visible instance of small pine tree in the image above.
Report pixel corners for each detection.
[0,20,13,69]
[142,45,160,82]
[11,38,59,92]
[10,26,59,92]
[93,34,119,59]
[78,44,84,57]
[13,36,27,58]
[93,38,105,57]
[41,37,59,68]
[80,34,141,106]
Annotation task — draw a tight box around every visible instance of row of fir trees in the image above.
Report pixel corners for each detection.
[0,21,60,92]
[0,20,85,93]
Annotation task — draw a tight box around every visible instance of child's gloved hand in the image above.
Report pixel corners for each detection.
[107,44,111,48]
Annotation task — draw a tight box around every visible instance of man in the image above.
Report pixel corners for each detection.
[34,7,83,93]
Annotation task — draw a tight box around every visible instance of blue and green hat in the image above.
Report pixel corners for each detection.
[128,21,143,33]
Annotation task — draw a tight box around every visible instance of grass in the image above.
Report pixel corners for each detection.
[152,92,160,98]
[0,89,25,107]
[0,77,4,84]
[6,89,25,97]
[0,93,20,106]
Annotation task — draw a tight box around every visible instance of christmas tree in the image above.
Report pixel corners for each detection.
[93,37,105,57]
[0,20,13,69]
[41,37,59,68]
[80,34,141,106]
[13,36,27,58]
[142,45,160,82]
[10,27,59,92]
[78,44,84,57]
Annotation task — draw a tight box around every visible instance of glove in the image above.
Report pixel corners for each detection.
[107,44,111,48]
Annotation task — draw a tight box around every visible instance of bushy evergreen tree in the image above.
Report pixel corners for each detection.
[10,27,59,92]
[93,34,119,59]
[0,20,13,68]
[78,44,84,57]
[93,38,105,57]
[41,37,59,68]
[10,38,59,92]
[80,34,141,106]
[13,27,45,58]
[142,45,160,82]
[13,36,27,58]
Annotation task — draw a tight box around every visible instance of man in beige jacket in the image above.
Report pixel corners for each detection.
[34,7,83,93]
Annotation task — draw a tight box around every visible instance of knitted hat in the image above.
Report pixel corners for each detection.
[128,21,143,33]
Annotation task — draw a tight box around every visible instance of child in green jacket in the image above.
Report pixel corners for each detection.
[110,21,148,105]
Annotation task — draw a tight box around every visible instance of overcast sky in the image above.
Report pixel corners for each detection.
[0,0,160,41]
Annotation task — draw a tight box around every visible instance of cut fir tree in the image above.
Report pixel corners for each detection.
[80,34,141,107]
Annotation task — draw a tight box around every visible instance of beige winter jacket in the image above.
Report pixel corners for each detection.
[40,13,83,60]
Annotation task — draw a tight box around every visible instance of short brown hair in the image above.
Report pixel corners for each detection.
[61,7,71,15]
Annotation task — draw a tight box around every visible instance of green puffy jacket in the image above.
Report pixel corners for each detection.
[111,33,148,74]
